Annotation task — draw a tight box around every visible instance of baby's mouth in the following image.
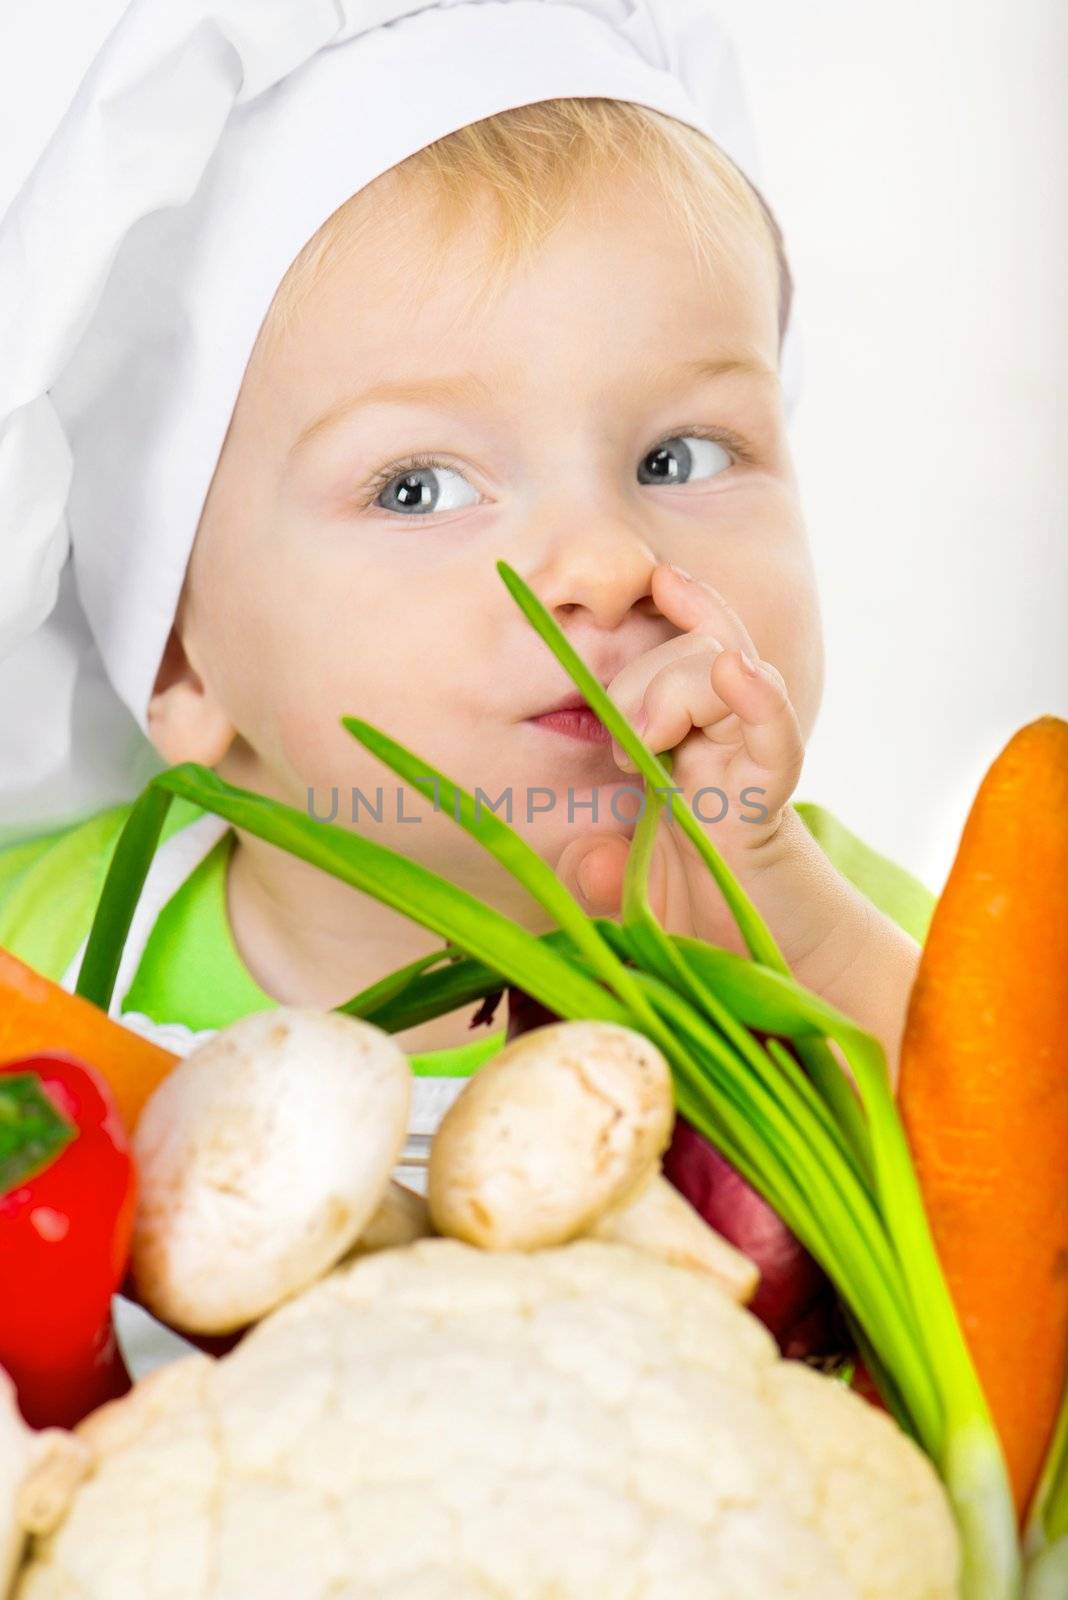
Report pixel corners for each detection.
[526,691,611,746]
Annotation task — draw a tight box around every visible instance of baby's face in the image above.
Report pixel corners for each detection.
[173,163,822,876]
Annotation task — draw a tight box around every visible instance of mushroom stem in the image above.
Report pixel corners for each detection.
[348,1181,430,1255]
[591,1171,760,1305]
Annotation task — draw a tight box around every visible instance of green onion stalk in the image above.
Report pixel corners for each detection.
[1023,1385,1068,1596]
[78,559,1054,1598]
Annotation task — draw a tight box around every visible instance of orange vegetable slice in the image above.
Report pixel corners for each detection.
[0,947,177,1134]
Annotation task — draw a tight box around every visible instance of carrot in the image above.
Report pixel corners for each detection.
[898,714,1068,1525]
[0,946,177,1133]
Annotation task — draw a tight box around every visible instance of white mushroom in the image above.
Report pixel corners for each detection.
[131,1008,411,1334]
[427,1019,759,1303]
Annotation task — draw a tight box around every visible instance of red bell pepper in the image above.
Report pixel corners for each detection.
[0,1052,137,1428]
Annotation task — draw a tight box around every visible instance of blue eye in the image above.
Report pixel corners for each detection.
[364,428,741,518]
[371,460,480,516]
[637,434,733,485]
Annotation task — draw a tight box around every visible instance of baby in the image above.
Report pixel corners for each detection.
[0,96,932,1084]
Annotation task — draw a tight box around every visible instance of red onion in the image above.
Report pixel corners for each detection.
[662,1115,846,1360]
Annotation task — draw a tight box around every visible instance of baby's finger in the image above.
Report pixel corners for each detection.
[610,644,727,770]
[649,564,758,659]
[556,824,693,930]
[708,649,804,805]
[604,564,753,723]
[555,830,629,916]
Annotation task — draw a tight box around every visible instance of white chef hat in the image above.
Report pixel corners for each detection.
[0,0,804,841]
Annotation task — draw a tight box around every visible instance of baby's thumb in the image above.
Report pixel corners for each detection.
[555,830,632,916]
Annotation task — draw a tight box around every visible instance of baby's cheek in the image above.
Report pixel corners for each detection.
[267,633,411,802]
[207,595,343,792]
[727,529,821,718]
[768,570,822,731]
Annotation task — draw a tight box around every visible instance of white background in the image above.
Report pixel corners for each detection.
[2,0,1066,894]
[712,0,1068,892]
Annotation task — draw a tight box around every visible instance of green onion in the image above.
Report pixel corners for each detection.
[77,558,1033,1597]
[1025,1382,1068,1574]
[77,764,628,1032]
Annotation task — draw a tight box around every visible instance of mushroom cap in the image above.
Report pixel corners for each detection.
[428,1019,673,1249]
[131,1008,411,1333]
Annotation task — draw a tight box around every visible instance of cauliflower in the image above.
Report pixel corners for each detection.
[1,1374,88,1598]
[14,1239,958,1600]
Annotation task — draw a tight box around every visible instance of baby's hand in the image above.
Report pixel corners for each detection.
[556,562,808,958]
[608,563,804,847]
[554,561,924,1079]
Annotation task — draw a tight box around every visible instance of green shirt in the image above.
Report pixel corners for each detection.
[0,796,936,1075]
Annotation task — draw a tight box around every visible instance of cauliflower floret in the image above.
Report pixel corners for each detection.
[15,1240,959,1600]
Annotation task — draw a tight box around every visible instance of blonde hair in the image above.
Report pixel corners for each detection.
[255,97,790,366]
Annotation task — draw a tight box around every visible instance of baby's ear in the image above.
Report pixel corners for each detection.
[146,612,236,768]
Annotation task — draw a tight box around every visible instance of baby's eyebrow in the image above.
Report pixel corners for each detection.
[291,372,494,458]
[652,353,777,389]
[290,351,774,459]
